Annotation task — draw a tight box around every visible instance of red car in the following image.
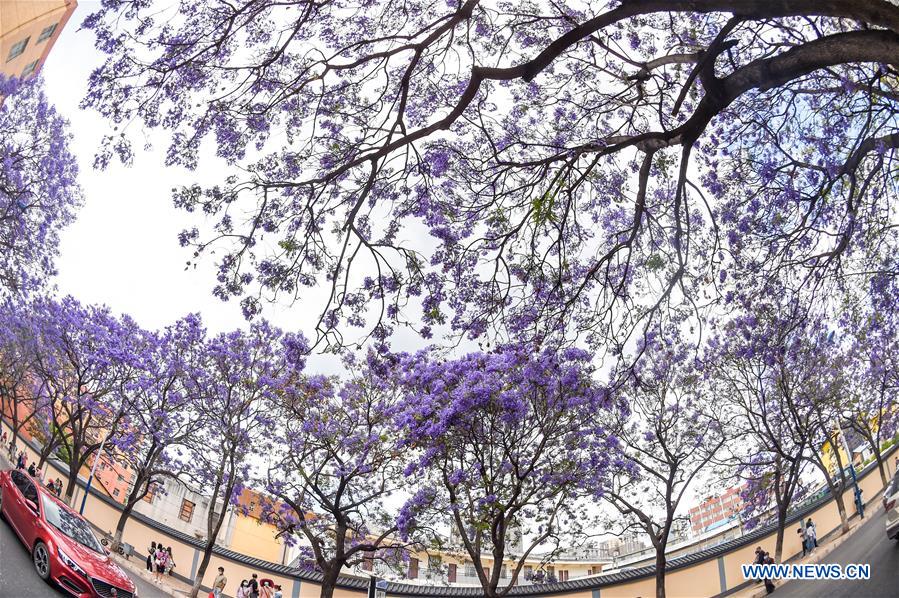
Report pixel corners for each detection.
[0,468,137,597]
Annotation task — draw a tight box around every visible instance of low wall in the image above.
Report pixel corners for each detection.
[2,418,895,598]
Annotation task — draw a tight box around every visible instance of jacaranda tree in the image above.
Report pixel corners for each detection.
[711,298,847,559]
[0,76,81,295]
[28,296,139,502]
[183,321,305,598]
[602,328,726,598]
[267,355,424,598]
[109,314,207,551]
[83,1,899,356]
[394,344,620,598]
[0,299,44,453]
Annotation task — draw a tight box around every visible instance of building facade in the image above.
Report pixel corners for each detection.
[688,485,745,536]
[0,0,76,80]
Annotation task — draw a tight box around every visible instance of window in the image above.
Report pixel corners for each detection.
[362,551,373,571]
[179,499,195,522]
[143,482,156,503]
[37,23,58,43]
[447,563,457,583]
[499,566,508,579]
[428,555,442,571]
[408,557,419,579]
[10,470,27,491]
[464,562,476,578]
[117,474,124,482]
[113,488,120,497]
[7,37,29,62]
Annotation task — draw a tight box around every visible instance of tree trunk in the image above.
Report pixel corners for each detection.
[10,426,19,459]
[774,502,788,563]
[65,468,79,504]
[654,547,667,598]
[189,539,216,598]
[874,451,887,488]
[320,568,340,598]
[112,499,138,551]
[62,446,84,504]
[833,489,850,534]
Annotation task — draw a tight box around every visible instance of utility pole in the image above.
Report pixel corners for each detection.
[80,433,109,515]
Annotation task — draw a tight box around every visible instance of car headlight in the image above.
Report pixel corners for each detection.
[57,547,87,578]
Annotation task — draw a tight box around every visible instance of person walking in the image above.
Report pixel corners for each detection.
[797,527,807,557]
[27,462,36,477]
[147,541,157,572]
[806,518,818,550]
[248,573,259,598]
[16,451,25,470]
[762,551,776,594]
[154,544,169,582]
[213,567,227,598]
[236,580,251,598]
[273,585,283,598]
[164,547,176,576]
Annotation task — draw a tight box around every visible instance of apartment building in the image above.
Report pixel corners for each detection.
[1,0,76,79]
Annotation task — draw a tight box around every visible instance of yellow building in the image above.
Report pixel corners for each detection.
[1,0,76,80]
[225,488,290,564]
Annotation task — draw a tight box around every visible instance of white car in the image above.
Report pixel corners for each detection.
[884,469,899,540]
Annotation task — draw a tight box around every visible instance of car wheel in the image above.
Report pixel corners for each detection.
[33,541,51,580]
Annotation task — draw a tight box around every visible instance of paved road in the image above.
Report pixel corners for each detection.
[0,503,167,597]
[775,508,899,597]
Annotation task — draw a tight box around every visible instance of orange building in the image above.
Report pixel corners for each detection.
[89,449,135,504]
[688,485,745,535]
[1,0,77,80]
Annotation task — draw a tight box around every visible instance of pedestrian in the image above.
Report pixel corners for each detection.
[805,518,818,549]
[763,551,775,594]
[213,567,227,598]
[27,462,36,477]
[273,585,283,598]
[16,451,25,469]
[236,580,250,598]
[259,579,274,598]
[165,546,176,575]
[797,527,807,557]
[248,573,259,598]
[147,541,157,572]
[153,542,168,583]
[154,543,168,582]
[54,478,63,496]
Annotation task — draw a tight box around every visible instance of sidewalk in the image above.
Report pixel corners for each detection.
[728,503,882,598]
[109,551,194,597]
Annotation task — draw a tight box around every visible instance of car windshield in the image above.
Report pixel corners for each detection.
[40,494,104,553]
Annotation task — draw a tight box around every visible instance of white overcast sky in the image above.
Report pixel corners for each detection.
[42,1,394,375]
